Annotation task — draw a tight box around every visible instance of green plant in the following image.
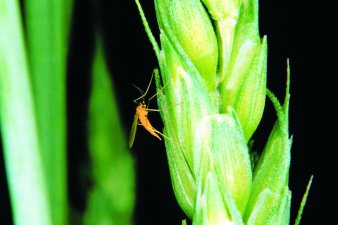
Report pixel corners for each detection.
[1,0,72,223]
[0,1,135,224]
[135,0,313,224]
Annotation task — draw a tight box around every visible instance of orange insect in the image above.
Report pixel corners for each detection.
[129,73,164,149]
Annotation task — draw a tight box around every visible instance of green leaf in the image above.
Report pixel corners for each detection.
[84,34,135,225]
[24,0,73,224]
[244,89,291,221]
[246,186,291,225]
[162,122,196,219]
[294,175,314,225]
[0,1,52,224]
[246,188,274,225]
[274,188,291,225]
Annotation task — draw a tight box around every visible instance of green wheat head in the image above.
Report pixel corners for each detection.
[135,0,313,224]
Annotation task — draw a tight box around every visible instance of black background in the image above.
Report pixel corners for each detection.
[0,0,331,224]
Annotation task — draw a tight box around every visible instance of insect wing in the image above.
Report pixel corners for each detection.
[129,113,139,148]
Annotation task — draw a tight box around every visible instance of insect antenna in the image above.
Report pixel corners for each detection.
[132,84,145,103]
[133,72,154,103]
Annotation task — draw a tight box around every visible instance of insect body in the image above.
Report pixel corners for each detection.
[136,103,161,140]
[129,102,162,148]
[129,72,163,149]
